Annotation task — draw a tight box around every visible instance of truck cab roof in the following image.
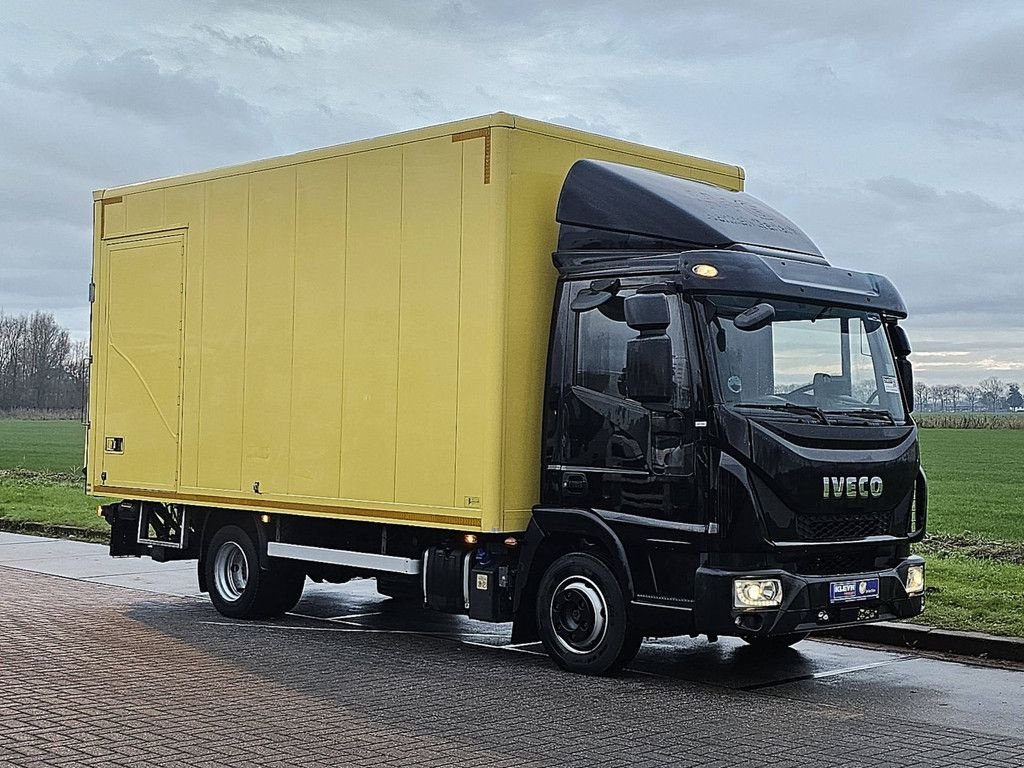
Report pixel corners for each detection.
[554,160,906,317]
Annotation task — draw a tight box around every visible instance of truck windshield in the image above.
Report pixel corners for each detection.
[702,295,907,422]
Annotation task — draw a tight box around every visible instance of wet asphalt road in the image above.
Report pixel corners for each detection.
[2,531,1023,766]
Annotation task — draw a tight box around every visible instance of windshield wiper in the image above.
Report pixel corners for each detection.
[824,408,897,425]
[734,402,829,424]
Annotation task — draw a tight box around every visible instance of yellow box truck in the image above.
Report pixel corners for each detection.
[92,113,926,674]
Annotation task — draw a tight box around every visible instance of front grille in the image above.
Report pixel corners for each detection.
[794,551,877,576]
[796,511,887,541]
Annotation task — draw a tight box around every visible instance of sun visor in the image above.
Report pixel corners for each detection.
[556,160,823,258]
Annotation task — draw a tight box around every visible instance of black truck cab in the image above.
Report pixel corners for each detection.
[514,160,926,671]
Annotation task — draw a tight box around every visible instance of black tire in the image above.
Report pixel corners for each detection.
[741,632,809,651]
[536,552,641,675]
[205,524,302,619]
[270,562,306,615]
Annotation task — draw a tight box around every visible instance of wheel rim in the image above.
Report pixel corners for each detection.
[550,575,608,655]
[213,541,249,602]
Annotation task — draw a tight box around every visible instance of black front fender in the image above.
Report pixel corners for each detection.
[511,506,634,643]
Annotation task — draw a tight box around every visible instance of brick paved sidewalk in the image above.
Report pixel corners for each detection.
[2,566,1023,767]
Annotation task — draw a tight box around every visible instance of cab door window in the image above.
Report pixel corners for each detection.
[575,302,634,398]
[575,293,691,409]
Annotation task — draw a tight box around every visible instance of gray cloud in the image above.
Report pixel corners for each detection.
[0,1,1021,383]
[193,24,289,59]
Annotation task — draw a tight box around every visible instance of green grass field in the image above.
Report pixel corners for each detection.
[918,429,1024,541]
[1,419,1023,635]
[0,419,86,473]
[0,420,108,532]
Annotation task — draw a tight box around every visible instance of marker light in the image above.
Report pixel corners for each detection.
[904,564,925,596]
[259,514,271,524]
[463,534,478,545]
[692,264,719,278]
[734,578,783,609]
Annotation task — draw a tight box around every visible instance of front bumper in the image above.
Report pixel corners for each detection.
[694,555,925,637]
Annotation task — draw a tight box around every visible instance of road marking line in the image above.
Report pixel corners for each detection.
[740,655,918,691]
[325,611,384,621]
[460,640,546,656]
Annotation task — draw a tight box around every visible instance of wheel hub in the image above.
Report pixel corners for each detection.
[213,541,249,602]
[550,575,608,655]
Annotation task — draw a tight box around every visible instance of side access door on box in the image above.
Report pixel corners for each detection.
[94,231,185,494]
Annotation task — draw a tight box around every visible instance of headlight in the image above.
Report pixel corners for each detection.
[734,578,783,608]
[904,564,925,596]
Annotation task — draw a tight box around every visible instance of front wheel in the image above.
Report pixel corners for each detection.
[536,552,641,675]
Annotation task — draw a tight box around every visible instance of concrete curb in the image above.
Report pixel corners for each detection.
[0,518,107,544]
[822,620,1024,663]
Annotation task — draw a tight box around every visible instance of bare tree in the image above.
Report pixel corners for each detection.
[962,386,981,412]
[0,310,83,413]
[978,377,1006,412]
[948,384,963,412]
[914,382,931,411]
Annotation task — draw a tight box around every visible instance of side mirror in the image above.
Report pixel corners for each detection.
[898,358,914,412]
[623,294,674,406]
[891,325,911,358]
[890,325,913,412]
[734,302,775,332]
[624,293,670,332]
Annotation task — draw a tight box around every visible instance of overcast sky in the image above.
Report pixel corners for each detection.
[2,1,1022,385]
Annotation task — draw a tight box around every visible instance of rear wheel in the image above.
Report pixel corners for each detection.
[205,524,304,619]
[741,632,809,651]
[536,552,641,675]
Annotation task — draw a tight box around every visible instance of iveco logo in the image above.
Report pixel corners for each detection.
[823,476,883,499]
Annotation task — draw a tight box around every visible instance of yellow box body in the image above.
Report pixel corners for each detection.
[87,113,743,533]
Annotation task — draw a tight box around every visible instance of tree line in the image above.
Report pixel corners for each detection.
[914,378,1023,413]
[2,309,1022,417]
[0,311,88,415]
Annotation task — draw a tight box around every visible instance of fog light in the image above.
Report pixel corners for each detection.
[904,564,925,596]
[734,578,783,608]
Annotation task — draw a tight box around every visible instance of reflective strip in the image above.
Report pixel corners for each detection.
[267,542,421,575]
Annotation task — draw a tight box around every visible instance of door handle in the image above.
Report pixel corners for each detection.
[563,472,588,496]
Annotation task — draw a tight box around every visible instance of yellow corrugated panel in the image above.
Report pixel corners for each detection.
[124,189,164,234]
[241,167,296,495]
[455,131,504,525]
[394,137,463,507]
[195,175,248,492]
[289,156,348,499]
[339,147,403,503]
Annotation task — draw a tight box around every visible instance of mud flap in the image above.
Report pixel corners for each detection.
[101,500,147,557]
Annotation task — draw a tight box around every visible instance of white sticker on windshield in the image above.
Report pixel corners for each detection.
[882,375,899,394]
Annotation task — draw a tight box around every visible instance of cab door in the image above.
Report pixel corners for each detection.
[559,283,700,525]
[98,232,185,492]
